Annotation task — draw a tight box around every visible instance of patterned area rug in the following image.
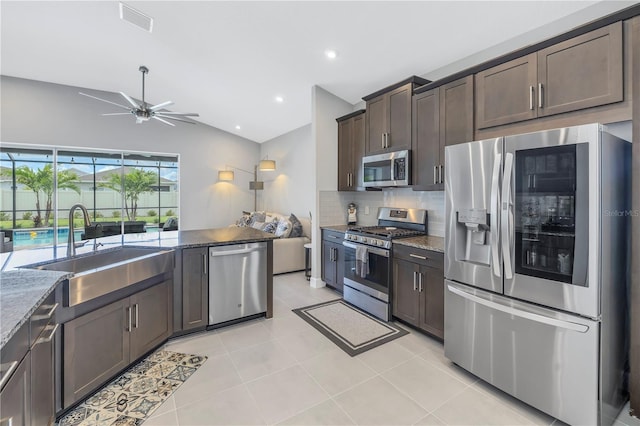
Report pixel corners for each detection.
[58,350,207,425]
[293,299,408,356]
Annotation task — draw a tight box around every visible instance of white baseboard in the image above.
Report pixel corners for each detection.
[309,276,326,289]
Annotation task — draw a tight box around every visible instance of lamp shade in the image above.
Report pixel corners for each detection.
[258,159,276,171]
[218,170,234,181]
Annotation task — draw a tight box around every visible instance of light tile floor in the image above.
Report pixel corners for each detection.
[145,272,640,426]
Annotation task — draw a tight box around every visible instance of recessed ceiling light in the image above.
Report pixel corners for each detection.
[235,125,241,130]
[275,96,284,103]
[325,49,338,60]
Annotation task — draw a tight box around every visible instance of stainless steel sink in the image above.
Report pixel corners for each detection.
[30,247,174,306]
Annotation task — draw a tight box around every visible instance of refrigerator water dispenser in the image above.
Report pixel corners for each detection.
[456,209,490,265]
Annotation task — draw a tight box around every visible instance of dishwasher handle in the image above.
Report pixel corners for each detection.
[209,246,265,257]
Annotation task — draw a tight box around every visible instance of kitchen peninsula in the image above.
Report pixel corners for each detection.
[0,226,277,421]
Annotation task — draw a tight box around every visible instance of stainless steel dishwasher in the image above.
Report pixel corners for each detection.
[208,242,267,325]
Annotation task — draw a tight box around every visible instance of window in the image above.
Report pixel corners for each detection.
[0,145,179,250]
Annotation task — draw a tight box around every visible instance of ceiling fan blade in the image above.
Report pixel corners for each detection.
[152,116,176,127]
[149,100,174,112]
[154,111,199,117]
[119,91,140,109]
[79,92,131,110]
[155,114,197,124]
[101,113,132,116]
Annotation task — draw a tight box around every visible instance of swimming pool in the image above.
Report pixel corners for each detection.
[13,228,86,247]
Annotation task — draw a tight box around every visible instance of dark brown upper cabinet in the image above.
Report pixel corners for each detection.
[363,76,429,155]
[412,76,474,191]
[337,110,365,191]
[476,21,623,130]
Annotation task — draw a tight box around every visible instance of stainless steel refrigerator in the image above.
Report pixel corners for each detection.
[444,123,630,425]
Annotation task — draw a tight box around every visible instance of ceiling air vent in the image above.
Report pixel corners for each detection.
[119,2,153,33]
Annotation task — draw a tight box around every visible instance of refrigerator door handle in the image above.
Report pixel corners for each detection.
[502,153,514,279]
[447,284,589,333]
[490,153,502,277]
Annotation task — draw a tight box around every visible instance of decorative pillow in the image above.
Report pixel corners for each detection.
[263,219,279,234]
[250,211,266,224]
[236,212,252,227]
[274,217,292,238]
[289,213,304,238]
[250,221,266,230]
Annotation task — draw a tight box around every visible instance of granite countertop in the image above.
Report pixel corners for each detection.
[320,225,352,233]
[1,227,277,271]
[394,235,445,253]
[1,269,71,349]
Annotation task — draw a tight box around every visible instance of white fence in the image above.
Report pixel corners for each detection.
[1,189,178,217]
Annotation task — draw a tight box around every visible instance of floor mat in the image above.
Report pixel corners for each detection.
[293,299,408,356]
[58,349,207,425]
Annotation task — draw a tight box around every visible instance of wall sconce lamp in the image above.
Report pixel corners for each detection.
[218,157,277,210]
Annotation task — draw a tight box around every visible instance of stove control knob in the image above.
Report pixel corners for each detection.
[377,240,384,246]
[362,238,367,243]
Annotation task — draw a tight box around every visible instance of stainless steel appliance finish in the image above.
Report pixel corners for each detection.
[444,123,630,426]
[208,242,267,325]
[445,280,600,425]
[342,207,427,321]
[362,150,410,187]
[31,247,175,307]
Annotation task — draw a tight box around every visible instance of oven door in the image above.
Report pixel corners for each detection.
[342,241,391,300]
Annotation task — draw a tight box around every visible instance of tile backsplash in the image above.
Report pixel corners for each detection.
[319,188,445,237]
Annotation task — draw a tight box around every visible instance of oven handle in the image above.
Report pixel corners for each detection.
[342,241,389,257]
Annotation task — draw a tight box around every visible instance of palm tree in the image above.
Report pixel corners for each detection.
[100,169,157,221]
[7,164,80,226]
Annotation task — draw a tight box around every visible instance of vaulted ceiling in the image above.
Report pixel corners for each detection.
[1,1,636,142]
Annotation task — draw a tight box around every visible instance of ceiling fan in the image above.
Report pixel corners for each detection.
[79,65,199,126]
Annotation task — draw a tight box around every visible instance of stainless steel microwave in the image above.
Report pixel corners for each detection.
[362,150,410,188]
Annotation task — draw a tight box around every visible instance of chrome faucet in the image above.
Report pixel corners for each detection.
[67,203,92,257]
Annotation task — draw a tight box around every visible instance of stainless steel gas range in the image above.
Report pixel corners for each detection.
[342,207,427,321]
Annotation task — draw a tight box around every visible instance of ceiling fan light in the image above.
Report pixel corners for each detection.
[258,160,276,171]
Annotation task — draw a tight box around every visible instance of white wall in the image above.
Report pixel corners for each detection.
[310,86,353,287]
[259,124,313,219]
[1,76,260,230]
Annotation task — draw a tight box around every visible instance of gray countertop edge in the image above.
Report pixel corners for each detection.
[1,270,71,349]
[393,236,445,253]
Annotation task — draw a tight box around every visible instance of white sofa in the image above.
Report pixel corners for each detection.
[232,212,311,275]
[272,216,311,274]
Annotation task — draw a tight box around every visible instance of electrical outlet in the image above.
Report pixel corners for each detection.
[364,206,370,215]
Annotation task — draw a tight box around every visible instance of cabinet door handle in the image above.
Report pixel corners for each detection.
[126,306,132,332]
[133,303,140,328]
[0,361,18,390]
[413,271,417,291]
[433,166,437,185]
[529,86,535,110]
[202,253,207,275]
[381,133,385,149]
[439,165,444,184]
[409,253,428,260]
[0,416,13,426]
[35,323,59,344]
[32,302,59,320]
[385,133,390,148]
[418,272,423,292]
[538,83,543,108]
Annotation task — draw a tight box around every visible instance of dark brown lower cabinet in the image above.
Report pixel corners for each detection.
[0,352,31,426]
[392,248,444,339]
[30,323,58,426]
[322,230,345,293]
[63,280,170,408]
[181,247,208,331]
